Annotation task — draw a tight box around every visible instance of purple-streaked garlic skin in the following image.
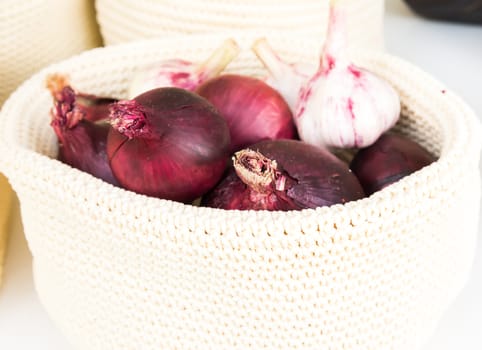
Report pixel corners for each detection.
[265,62,316,115]
[295,62,401,148]
[251,37,317,114]
[128,59,198,99]
[294,3,401,149]
[128,38,240,99]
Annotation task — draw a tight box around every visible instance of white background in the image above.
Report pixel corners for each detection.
[0,0,481,348]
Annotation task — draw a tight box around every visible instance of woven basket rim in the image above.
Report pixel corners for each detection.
[0,34,480,236]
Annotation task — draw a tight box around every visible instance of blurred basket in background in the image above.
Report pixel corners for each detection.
[0,174,12,288]
[0,0,102,106]
[0,0,102,288]
[95,0,385,50]
[0,33,480,349]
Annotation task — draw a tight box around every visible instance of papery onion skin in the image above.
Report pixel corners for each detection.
[47,75,119,185]
[107,87,231,203]
[73,94,118,123]
[202,139,365,211]
[47,73,117,123]
[350,133,437,195]
[196,74,296,153]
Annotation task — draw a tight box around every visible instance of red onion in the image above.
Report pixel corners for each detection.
[196,74,296,153]
[107,87,231,203]
[202,139,365,211]
[47,74,117,123]
[350,132,437,195]
[47,75,118,185]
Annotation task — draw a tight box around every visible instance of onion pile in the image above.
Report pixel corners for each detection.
[46,35,438,210]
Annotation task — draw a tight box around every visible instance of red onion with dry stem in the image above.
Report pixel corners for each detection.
[47,74,118,185]
[47,74,117,123]
[107,87,231,203]
[202,139,365,211]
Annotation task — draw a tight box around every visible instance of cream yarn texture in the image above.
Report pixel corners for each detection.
[0,0,102,106]
[0,34,481,350]
[0,0,101,288]
[0,174,12,288]
[95,0,385,50]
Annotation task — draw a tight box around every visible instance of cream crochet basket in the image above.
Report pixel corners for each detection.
[0,174,12,287]
[0,34,481,350]
[95,0,385,50]
[0,0,101,287]
[0,0,102,106]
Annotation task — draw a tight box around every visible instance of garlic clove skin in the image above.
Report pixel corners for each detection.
[252,37,317,114]
[295,63,401,148]
[293,1,401,149]
[128,59,195,99]
[128,38,240,99]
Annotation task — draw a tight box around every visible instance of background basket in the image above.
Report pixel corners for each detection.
[0,0,102,106]
[0,0,101,288]
[0,33,480,350]
[0,174,12,288]
[95,0,385,50]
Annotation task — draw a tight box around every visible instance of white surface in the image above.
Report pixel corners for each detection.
[0,0,481,348]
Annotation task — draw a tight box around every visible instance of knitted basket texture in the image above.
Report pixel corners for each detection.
[0,0,102,106]
[0,34,480,350]
[0,174,12,288]
[0,0,101,288]
[95,0,385,50]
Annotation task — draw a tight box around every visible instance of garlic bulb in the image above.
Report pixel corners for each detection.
[252,3,401,149]
[128,38,240,99]
[251,38,317,114]
[295,2,401,148]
